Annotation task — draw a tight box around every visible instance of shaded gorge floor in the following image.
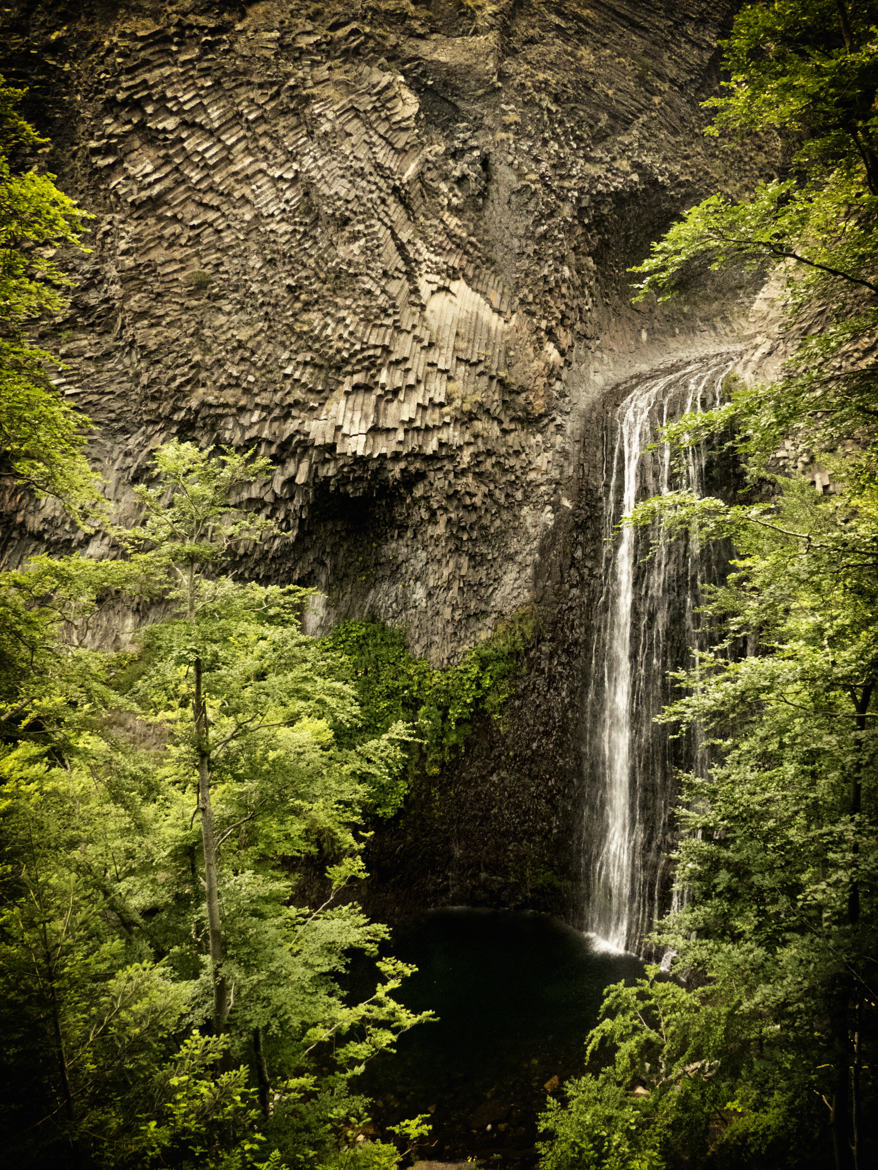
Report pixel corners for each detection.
[357,909,643,1166]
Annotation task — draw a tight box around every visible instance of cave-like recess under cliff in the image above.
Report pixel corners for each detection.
[0,0,771,938]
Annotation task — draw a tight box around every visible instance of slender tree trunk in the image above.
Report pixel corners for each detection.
[851,125,878,198]
[831,976,855,1170]
[40,923,74,1125]
[852,996,861,1170]
[194,653,229,1034]
[253,1026,271,1120]
[834,0,854,50]
[831,683,871,1170]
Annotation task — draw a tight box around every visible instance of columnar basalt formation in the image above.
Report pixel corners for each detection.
[1,0,764,925]
[2,0,748,659]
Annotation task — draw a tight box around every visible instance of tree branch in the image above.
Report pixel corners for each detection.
[766,244,878,296]
[211,717,292,756]
[215,809,258,851]
[708,228,878,295]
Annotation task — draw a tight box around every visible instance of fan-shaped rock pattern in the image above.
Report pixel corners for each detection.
[2,0,745,659]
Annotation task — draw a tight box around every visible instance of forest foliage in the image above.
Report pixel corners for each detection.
[325,610,533,776]
[0,438,440,1169]
[0,77,462,1169]
[541,3,878,1169]
[0,75,99,518]
[5,1,878,1168]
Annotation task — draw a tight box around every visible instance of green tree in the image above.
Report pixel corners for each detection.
[541,4,878,1169]
[630,0,878,463]
[632,0,878,299]
[0,599,190,1164]
[540,493,878,1170]
[0,75,100,516]
[122,443,422,1088]
[0,442,429,1169]
[558,474,878,1169]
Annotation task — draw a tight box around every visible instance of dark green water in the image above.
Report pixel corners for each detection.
[361,908,642,1166]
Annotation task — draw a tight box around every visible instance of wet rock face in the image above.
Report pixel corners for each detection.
[2,0,742,663]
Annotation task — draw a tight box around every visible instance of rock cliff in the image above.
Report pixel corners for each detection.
[1,0,765,920]
[2,0,750,650]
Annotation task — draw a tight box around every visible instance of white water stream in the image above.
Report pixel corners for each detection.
[584,359,732,951]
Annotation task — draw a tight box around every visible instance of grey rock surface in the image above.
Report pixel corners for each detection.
[3,0,755,661]
[0,0,771,920]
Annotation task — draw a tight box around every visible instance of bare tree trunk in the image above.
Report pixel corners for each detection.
[41,922,74,1124]
[253,1026,271,1120]
[194,654,229,1034]
[831,683,871,1170]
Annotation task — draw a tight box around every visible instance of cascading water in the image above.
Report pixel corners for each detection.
[582,357,733,953]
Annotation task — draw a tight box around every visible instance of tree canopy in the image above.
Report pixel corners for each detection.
[0,442,432,1169]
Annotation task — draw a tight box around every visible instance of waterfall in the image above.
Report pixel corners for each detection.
[582,358,732,952]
